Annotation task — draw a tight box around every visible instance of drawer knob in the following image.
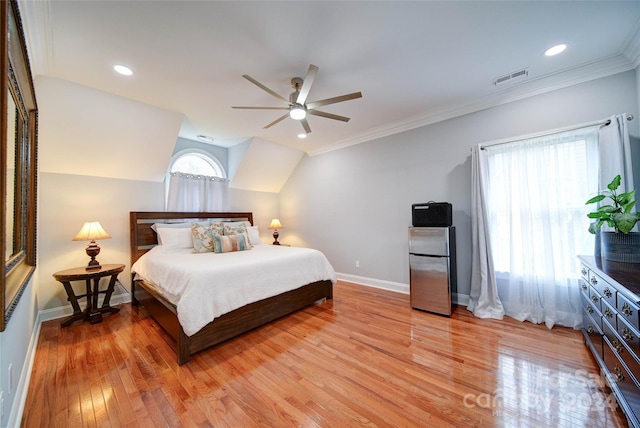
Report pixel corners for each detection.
[587,305,594,314]
[591,295,599,304]
[615,365,625,382]
[581,283,588,291]
[587,325,594,334]
[581,268,587,276]
[591,276,598,285]
[604,307,613,319]
[604,288,612,298]
[622,326,635,342]
[612,339,624,354]
[622,303,634,317]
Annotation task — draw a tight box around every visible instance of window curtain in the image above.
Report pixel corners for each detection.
[469,126,599,328]
[597,114,636,240]
[166,173,229,212]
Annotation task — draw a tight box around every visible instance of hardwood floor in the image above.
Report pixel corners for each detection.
[23,281,628,427]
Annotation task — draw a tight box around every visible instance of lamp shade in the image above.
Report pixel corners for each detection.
[72,221,112,242]
[268,219,283,229]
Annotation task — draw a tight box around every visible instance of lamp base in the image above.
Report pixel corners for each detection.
[272,230,280,245]
[86,241,102,270]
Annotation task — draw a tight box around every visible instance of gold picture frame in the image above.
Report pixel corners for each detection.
[1,0,37,331]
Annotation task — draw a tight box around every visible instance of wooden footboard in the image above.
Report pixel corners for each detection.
[130,211,333,365]
[133,277,333,364]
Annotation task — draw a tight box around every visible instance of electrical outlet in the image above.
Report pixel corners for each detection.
[356,260,360,268]
[8,364,12,394]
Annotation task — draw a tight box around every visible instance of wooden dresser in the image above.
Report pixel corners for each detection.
[579,255,640,427]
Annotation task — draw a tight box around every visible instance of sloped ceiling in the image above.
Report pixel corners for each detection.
[19,1,640,156]
[229,138,305,193]
[37,76,183,182]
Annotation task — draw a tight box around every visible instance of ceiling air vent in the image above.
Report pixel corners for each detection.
[493,68,529,86]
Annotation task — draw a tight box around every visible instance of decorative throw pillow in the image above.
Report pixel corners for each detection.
[210,221,225,236]
[212,232,252,253]
[223,223,249,236]
[191,222,216,253]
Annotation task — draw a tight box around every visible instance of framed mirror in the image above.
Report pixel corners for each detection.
[1,0,38,331]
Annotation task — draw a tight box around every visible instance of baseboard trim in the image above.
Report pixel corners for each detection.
[9,310,41,428]
[336,272,469,305]
[38,290,131,323]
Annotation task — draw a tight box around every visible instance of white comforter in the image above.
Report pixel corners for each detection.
[131,244,337,336]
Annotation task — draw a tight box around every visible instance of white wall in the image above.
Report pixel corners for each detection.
[279,70,639,297]
[0,276,38,427]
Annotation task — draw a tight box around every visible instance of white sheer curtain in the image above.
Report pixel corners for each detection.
[166,173,229,212]
[469,126,599,328]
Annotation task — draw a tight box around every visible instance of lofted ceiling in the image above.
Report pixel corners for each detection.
[20,1,640,156]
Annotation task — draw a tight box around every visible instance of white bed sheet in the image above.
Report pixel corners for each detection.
[131,245,337,336]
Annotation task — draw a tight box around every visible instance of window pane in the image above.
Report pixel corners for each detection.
[171,154,222,177]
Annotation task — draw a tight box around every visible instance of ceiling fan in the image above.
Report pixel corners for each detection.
[232,64,362,134]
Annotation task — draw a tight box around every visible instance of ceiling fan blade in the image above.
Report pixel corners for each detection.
[232,106,289,110]
[301,118,311,134]
[307,109,350,122]
[242,75,290,105]
[306,91,362,110]
[296,64,319,105]
[264,113,289,129]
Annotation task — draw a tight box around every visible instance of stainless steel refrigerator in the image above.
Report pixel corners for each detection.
[409,227,457,316]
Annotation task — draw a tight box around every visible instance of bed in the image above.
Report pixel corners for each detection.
[129,211,335,365]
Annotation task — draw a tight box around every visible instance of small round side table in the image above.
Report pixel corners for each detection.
[52,263,125,326]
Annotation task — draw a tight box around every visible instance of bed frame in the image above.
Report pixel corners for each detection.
[129,211,333,365]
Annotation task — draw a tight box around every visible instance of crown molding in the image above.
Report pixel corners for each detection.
[18,0,53,76]
[307,54,637,157]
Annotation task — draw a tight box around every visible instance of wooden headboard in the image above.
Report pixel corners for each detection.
[129,211,254,266]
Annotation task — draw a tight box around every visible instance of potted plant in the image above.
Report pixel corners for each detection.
[586,174,640,263]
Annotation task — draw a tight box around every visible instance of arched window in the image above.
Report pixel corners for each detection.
[169,150,225,178]
[165,149,228,211]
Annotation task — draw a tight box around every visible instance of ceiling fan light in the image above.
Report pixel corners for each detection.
[289,104,306,120]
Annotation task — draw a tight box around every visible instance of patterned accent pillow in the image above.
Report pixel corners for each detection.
[223,223,249,237]
[191,222,216,253]
[210,221,225,235]
[211,232,252,253]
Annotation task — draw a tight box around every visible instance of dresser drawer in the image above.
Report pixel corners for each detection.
[589,286,603,312]
[582,290,603,330]
[603,337,640,424]
[618,293,640,331]
[580,264,590,282]
[618,315,640,354]
[583,304,603,356]
[604,321,640,386]
[602,299,617,330]
[589,270,617,308]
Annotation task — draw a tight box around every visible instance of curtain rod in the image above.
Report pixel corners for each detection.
[478,114,634,151]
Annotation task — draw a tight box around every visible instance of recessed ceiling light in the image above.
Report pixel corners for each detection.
[113,64,133,76]
[297,133,307,139]
[545,44,567,57]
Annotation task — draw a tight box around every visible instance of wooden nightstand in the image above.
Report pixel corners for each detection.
[53,263,125,326]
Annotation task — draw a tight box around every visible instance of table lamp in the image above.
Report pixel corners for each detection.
[268,218,283,245]
[72,221,112,270]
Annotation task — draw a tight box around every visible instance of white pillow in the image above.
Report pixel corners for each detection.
[247,225,263,245]
[156,227,193,252]
[151,222,193,245]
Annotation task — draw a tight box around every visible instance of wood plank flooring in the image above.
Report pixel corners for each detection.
[23,281,628,427]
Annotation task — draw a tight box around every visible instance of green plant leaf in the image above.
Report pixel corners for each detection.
[608,175,622,191]
[612,212,640,234]
[586,194,606,205]
[623,199,638,213]
[598,205,620,213]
